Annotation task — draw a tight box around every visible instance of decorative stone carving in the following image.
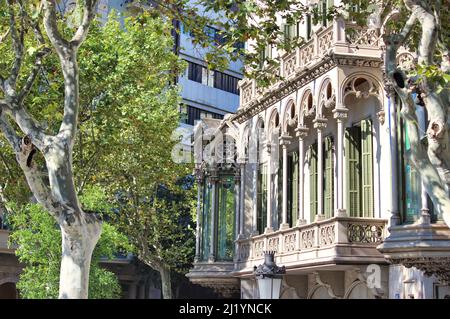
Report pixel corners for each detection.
[320,224,335,246]
[318,28,333,56]
[239,243,250,261]
[313,117,328,130]
[332,107,349,120]
[284,233,296,252]
[377,110,386,125]
[242,85,253,105]
[396,51,416,72]
[387,257,450,284]
[346,25,380,47]
[283,53,297,78]
[348,223,384,243]
[300,41,315,66]
[254,240,265,258]
[301,229,315,249]
[324,94,336,109]
[267,237,279,252]
[295,126,309,139]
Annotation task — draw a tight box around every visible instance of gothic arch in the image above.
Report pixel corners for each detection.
[267,108,280,136]
[298,88,314,126]
[317,77,336,117]
[344,280,376,299]
[240,124,250,161]
[282,98,297,134]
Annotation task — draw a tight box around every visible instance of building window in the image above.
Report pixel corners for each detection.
[309,143,318,222]
[345,119,374,218]
[283,22,296,42]
[288,152,299,226]
[186,61,240,95]
[259,45,272,69]
[397,98,437,223]
[306,14,312,40]
[188,62,202,83]
[324,136,334,218]
[213,71,240,95]
[179,104,224,126]
[200,180,212,261]
[308,137,334,221]
[202,68,214,87]
[217,175,235,261]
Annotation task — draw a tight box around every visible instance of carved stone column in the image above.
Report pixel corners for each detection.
[234,168,241,241]
[332,107,348,217]
[313,117,327,221]
[208,169,219,262]
[419,180,431,225]
[194,169,203,263]
[280,135,292,229]
[265,146,273,234]
[386,89,401,226]
[233,167,241,263]
[295,126,309,225]
[252,162,259,236]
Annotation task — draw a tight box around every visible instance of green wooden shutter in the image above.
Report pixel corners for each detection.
[309,144,318,222]
[292,151,299,225]
[306,14,312,40]
[324,137,334,219]
[361,119,374,217]
[346,127,361,217]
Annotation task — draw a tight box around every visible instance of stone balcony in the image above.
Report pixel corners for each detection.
[377,221,450,283]
[235,21,383,124]
[234,217,388,277]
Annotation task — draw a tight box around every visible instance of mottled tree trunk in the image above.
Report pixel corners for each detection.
[0,0,101,299]
[159,265,173,299]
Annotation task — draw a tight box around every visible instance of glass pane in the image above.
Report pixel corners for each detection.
[403,124,421,223]
[217,175,235,261]
[201,181,212,261]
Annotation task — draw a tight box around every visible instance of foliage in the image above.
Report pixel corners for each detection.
[7,201,131,299]
[1,3,191,298]
[114,175,196,275]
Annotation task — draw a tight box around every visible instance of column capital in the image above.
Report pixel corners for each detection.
[332,107,349,120]
[208,173,219,183]
[313,117,328,130]
[295,125,309,139]
[279,134,292,147]
[194,168,204,184]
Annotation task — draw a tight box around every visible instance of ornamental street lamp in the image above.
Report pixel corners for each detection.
[253,251,286,299]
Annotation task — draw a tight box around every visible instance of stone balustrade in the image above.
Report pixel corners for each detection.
[237,22,382,111]
[235,217,387,271]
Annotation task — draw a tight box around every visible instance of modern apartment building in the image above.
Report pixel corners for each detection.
[187,0,450,299]
[103,0,243,157]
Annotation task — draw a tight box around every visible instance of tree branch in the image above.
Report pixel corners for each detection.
[18,47,52,104]
[70,0,99,49]
[6,0,25,91]
[0,112,21,152]
[42,0,70,58]
[0,28,10,44]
